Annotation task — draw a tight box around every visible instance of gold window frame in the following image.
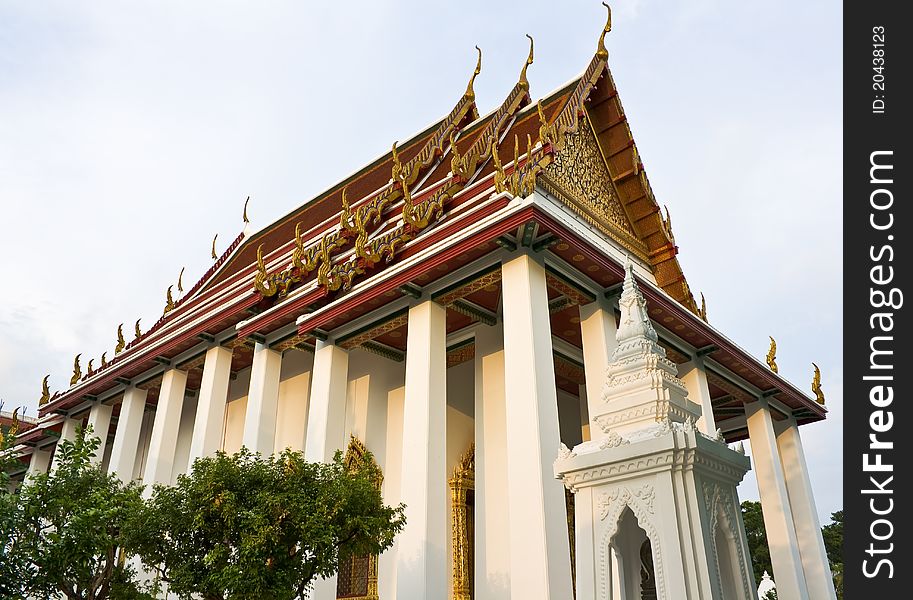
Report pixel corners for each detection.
[338,436,382,600]
[450,444,475,600]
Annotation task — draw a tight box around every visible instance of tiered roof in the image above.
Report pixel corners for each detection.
[21,6,825,455]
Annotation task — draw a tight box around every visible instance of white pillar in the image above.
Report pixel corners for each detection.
[27,448,51,477]
[579,299,617,442]
[678,357,717,434]
[745,399,809,599]
[378,386,406,600]
[188,345,234,466]
[304,340,350,600]
[304,340,349,462]
[573,486,597,600]
[474,324,511,599]
[396,300,448,599]
[142,369,188,488]
[50,417,81,472]
[501,253,574,599]
[108,387,148,481]
[776,417,837,600]
[242,343,282,456]
[86,402,114,465]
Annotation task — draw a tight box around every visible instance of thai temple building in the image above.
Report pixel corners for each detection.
[8,7,835,600]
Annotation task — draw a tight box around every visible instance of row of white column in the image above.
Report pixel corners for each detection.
[25,250,832,600]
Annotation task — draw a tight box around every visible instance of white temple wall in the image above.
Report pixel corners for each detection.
[446,359,475,597]
[131,409,154,481]
[378,385,406,600]
[171,395,198,483]
[222,366,251,454]
[557,388,583,448]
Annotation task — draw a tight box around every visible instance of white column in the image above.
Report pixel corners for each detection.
[86,403,114,465]
[579,299,617,442]
[574,486,597,600]
[776,417,837,600]
[108,387,148,481]
[474,324,511,599]
[50,417,81,472]
[678,357,717,434]
[744,399,809,599]
[142,369,188,488]
[188,345,234,465]
[501,253,574,599]
[27,448,51,477]
[242,343,282,456]
[396,300,448,598]
[304,340,350,600]
[378,386,406,600]
[304,340,349,462]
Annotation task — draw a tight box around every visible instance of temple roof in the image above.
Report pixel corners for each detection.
[27,7,826,447]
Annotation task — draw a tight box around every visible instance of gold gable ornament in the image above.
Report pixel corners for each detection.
[39,375,51,406]
[115,324,126,354]
[766,337,778,373]
[70,354,82,387]
[812,363,825,405]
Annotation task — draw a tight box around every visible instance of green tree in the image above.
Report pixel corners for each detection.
[822,510,843,599]
[9,427,151,600]
[741,500,772,583]
[128,447,405,600]
[1,415,32,599]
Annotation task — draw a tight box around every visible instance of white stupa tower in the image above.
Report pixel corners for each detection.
[555,261,758,600]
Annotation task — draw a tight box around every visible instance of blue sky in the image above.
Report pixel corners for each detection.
[0,1,842,520]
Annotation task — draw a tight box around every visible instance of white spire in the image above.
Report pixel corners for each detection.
[615,258,658,345]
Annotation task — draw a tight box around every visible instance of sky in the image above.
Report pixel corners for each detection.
[0,1,842,521]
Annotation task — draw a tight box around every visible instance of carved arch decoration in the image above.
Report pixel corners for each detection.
[337,436,382,600]
[703,480,754,600]
[449,444,475,600]
[596,484,667,600]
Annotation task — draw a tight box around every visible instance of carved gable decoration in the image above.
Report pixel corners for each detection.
[540,115,647,259]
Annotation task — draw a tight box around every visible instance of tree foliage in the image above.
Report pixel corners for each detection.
[741,500,771,583]
[742,501,844,599]
[128,447,405,600]
[5,427,150,600]
[1,418,31,599]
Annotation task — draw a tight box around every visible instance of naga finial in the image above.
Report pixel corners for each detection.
[391,141,403,183]
[256,244,268,279]
[40,375,50,405]
[812,363,825,405]
[177,267,185,293]
[87,358,95,376]
[465,46,482,100]
[766,337,778,373]
[519,34,534,90]
[100,352,107,368]
[699,293,708,322]
[115,323,126,354]
[211,234,218,260]
[70,354,82,386]
[597,2,612,60]
[662,205,675,244]
[8,407,19,436]
[449,131,464,178]
[243,195,250,224]
[164,285,175,314]
[134,319,142,340]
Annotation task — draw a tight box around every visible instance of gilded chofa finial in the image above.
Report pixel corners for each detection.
[519,34,534,90]
[177,267,185,293]
[211,234,218,260]
[134,319,142,340]
[87,358,95,376]
[70,354,82,387]
[8,407,19,436]
[40,375,50,405]
[812,363,825,405]
[391,141,403,183]
[662,205,675,244]
[597,2,612,60]
[699,293,708,322]
[766,337,778,373]
[243,195,250,224]
[465,46,482,100]
[100,352,107,369]
[164,285,175,314]
[115,324,126,354]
